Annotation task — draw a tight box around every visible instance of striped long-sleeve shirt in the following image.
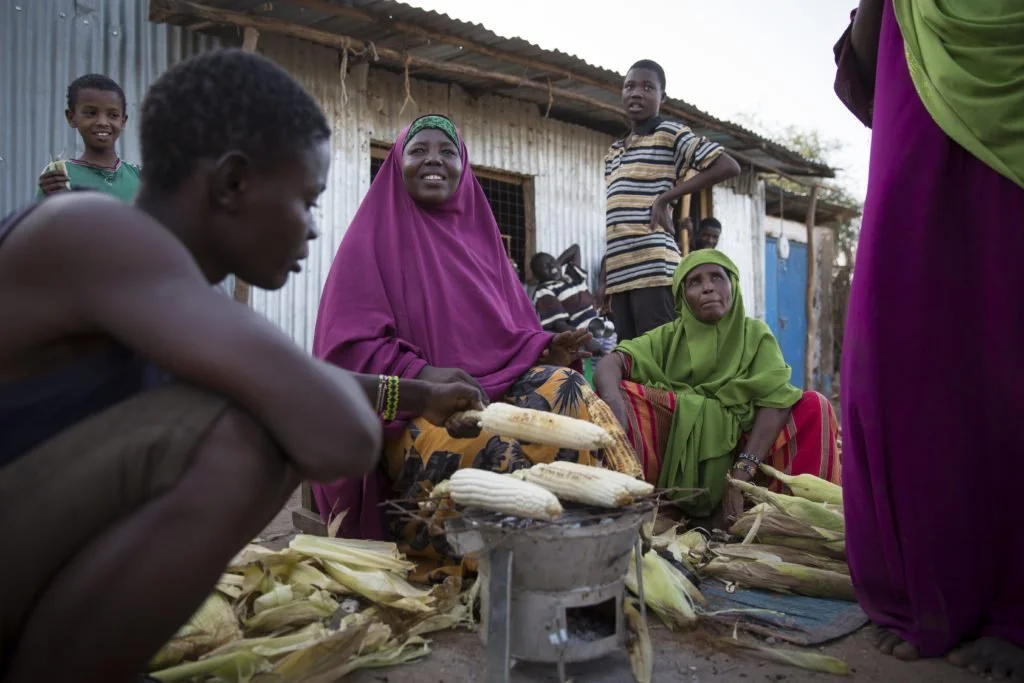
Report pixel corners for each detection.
[532,263,598,332]
[604,117,723,295]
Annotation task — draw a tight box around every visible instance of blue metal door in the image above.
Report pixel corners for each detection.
[764,237,808,388]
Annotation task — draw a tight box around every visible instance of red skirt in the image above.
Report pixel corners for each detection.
[618,380,841,489]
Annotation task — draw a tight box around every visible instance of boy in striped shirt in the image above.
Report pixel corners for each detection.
[604,59,740,340]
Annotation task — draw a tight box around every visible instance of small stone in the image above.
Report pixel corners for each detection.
[765,637,777,645]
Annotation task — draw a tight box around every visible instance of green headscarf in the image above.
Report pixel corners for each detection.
[893,0,1024,190]
[403,114,460,150]
[615,250,802,515]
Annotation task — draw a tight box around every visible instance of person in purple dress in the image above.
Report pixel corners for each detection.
[836,0,1024,677]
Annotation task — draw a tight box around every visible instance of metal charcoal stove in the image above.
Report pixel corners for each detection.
[445,502,654,683]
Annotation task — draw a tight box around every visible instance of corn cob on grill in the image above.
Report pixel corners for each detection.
[522,462,634,508]
[542,460,654,498]
[448,468,563,520]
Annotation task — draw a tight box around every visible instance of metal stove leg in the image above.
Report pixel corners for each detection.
[634,537,647,621]
[486,547,514,683]
[554,607,569,683]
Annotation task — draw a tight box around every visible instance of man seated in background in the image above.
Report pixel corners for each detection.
[530,244,607,356]
[693,217,722,250]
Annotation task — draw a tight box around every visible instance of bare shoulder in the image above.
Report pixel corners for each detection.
[0,194,209,343]
[5,193,198,277]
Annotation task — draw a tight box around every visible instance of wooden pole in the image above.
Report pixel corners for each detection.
[803,185,819,391]
[228,25,260,307]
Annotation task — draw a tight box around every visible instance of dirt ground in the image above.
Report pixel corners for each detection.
[259,493,979,683]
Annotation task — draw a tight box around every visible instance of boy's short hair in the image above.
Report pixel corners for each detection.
[139,49,330,191]
[67,74,127,112]
[628,59,666,91]
[699,217,722,232]
[530,253,554,279]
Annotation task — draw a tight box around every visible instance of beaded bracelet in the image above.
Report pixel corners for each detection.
[732,460,758,479]
[382,375,401,422]
[737,452,761,465]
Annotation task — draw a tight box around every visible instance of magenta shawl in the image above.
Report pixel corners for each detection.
[838,2,1024,655]
[311,120,552,538]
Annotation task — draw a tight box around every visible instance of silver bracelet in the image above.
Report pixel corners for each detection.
[375,374,387,414]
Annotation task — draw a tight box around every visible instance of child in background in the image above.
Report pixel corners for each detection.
[37,74,141,203]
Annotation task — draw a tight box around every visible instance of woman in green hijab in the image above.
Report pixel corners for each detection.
[594,249,840,524]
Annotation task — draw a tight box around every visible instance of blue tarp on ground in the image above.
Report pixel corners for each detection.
[701,581,869,646]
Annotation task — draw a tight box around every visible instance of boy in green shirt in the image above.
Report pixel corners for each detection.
[37,74,141,203]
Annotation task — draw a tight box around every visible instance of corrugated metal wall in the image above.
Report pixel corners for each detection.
[253,35,612,350]
[0,0,218,215]
[712,184,765,320]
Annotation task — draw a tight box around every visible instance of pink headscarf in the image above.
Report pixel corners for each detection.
[311,116,552,538]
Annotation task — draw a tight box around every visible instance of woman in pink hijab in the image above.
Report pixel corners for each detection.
[312,115,636,579]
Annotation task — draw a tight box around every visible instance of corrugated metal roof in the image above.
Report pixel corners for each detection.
[149,0,833,177]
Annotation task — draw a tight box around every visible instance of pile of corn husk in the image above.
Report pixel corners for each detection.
[698,468,853,602]
[625,468,854,676]
[149,535,478,682]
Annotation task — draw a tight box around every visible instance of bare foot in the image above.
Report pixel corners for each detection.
[869,623,920,661]
[948,637,1024,680]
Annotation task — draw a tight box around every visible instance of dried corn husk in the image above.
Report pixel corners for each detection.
[669,529,709,565]
[281,561,348,594]
[207,623,331,660]
[253,582,316,615]
[229,544,303,571]
[150,593,243,669]
[151,650,271,682]
[729,478,845,532]
[758,535,847,559]
[244,590,339,634]
[289,535,415,574]
[266,615,390,682]
[708,543,849,575]
[322,560,434,611]
[701,556,855,601]
[626,550,702,629]
[716,637,851,675]
[624,598,653,683]
[729,507,845,542]
[216,573,246,600]
[758,464,843,505]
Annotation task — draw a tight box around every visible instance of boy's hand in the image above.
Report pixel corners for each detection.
[648,195,672,232]
[39,170,71,196]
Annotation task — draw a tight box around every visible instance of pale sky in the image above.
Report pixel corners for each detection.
[406,0,871,199]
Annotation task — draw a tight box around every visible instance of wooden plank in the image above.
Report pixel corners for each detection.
[803,185,820,391]
[242,25,259,51]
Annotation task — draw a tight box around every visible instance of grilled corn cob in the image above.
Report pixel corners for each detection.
[583,391,644,478]
[543,460,654,498]
[758,464,843,505]
[522,462,633,507]
[449,468,564,520]
[458,403,614,450]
